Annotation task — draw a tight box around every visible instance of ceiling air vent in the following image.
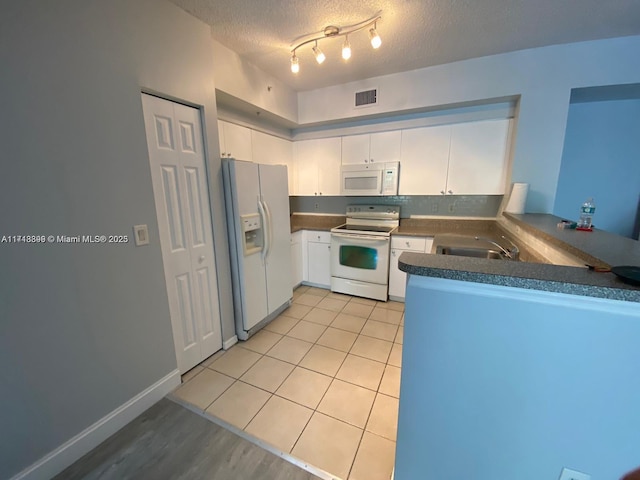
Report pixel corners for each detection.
[355,88,378,108]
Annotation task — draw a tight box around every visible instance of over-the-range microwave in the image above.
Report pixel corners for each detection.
[340,162,399,196]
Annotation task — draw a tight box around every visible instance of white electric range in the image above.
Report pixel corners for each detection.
[330,205,400,301]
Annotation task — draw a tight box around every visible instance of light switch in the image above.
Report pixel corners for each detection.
[133,224,149,246]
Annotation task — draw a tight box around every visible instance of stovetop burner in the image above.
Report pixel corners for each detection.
[331,204,400,237]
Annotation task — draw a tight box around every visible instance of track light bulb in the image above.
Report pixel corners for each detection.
[369,26,382,49]
[312,42,325,64]
[290,53,299,73]
[342,37,351,60]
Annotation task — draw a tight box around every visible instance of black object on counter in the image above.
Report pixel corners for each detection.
[611,265,640,286]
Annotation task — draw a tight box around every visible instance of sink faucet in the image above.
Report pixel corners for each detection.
[474,236,519,260]
[499,235,520,260]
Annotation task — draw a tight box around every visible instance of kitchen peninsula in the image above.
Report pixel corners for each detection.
[395,213,640,480]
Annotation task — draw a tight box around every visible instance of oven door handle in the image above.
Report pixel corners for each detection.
[331,233,390,243]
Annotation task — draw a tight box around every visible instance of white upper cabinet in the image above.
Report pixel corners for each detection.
[218,120,252,161]
[370,131,402,164]
[293,137,342,196]
[446,119,510,195]
[251,130,294,193]
[399,125,452,195]
[341,134,369,164]
[218,116,511,197]
[342,131,402,164]
[399,119,510,195]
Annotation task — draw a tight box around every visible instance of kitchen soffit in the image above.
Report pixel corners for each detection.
[169,0,640,92]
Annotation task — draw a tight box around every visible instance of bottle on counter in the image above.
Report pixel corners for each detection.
[577,198,595,231]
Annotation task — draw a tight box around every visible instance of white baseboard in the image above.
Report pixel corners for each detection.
[223,335,238,350]
[388,295,406,303]
[11,370,181,480]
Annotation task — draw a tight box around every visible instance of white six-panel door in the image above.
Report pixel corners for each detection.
[141,94,222,373]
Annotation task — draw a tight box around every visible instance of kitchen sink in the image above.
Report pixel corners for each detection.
[436,245,512,260]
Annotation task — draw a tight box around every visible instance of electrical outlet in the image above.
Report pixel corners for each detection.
[559,467,590,480]
[315,203,319,211]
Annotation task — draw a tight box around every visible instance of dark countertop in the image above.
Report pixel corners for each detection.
[504,213,640,268]
[399,213,640,302]
[395,218,547,263]
[290,213,345,233]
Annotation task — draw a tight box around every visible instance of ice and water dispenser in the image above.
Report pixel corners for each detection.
[240,213,263,255]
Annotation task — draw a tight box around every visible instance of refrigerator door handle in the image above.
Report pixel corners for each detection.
[258,197,271,263]
[263,199,274,260]
[257,197,269,263]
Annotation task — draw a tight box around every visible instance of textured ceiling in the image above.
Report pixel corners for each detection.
[170,0,640,92]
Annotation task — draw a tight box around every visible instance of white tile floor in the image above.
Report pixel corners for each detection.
[173,285,403,480]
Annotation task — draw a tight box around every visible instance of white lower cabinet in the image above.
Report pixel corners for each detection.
[305,230,331,287]
[388,235,434,301]
[291,231,303,288]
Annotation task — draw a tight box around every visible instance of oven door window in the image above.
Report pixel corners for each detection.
[339,245,378,270]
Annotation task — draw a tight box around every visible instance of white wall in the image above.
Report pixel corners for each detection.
[212,39,299,124]
[0,0,234,477]
[397,275,640,480]
[297,36,640,213]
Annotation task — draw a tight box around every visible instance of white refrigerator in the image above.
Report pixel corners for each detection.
[222,159,293,339]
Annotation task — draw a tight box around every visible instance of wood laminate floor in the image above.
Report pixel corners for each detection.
[54,398,321,480]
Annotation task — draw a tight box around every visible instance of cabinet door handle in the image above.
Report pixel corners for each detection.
[364,159,368,163]
[448,190,453,195]
[405,241,410,247]
[370,158,374,163]
[440,190,445,195]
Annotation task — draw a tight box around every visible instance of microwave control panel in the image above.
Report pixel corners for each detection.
[381,163,399,195]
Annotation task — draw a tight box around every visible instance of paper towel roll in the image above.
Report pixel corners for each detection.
[504,182,529,214]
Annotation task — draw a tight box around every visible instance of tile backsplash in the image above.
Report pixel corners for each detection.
[290,195,503,218]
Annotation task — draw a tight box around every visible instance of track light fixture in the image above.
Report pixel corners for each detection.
[342,35,351,60]
[369,22,382,49]
[290,52,299,73]
[289,12,382,74]
[312,41,325,64]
